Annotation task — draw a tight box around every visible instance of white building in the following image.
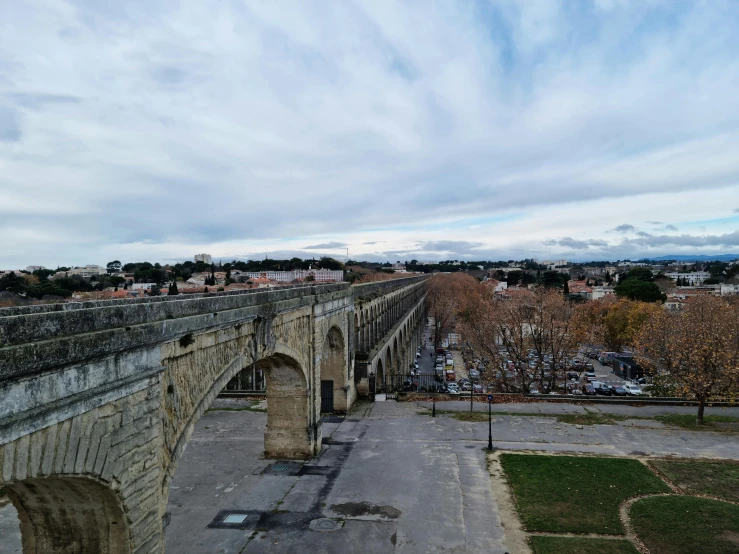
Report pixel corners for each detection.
[26,265,46,272]
[243,269,343,283]
[131,283,156,290]
[666,271,711,285]
[66,265,106,279]
[548,259,569,270]
[720,284,739,296]
[589,286,615,300]
[194,253,212,264]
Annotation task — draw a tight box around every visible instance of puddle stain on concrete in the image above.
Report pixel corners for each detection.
[329,501,402,520]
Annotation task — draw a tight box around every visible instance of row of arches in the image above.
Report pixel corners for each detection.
[373,300,426,390]
[353,284,426,354]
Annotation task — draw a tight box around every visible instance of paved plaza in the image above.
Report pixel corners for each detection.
[1,398,737,554]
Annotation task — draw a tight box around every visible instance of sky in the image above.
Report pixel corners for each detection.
[1,0,739,268]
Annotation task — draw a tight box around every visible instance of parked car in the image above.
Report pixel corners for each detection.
[595,384,612,396]
[586,375,596,383]
[447,383,460,394]
[612,385,627,396]
[473,384,484,393]
[582,384,596,395]
[623,383,643,396]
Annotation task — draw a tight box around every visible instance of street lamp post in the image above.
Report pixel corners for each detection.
[487,394,494,451]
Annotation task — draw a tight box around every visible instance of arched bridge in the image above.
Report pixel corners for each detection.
[0,276,426,554]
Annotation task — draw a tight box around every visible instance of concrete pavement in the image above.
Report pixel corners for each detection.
[2,394,738,553]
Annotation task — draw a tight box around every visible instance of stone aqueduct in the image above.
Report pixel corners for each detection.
[0,276,426,554]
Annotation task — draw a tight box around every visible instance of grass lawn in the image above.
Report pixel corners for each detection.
[529,536,640,554]
[556,409,623,426]
[654,413,739,431]
[650,459,739,503]
[631,496,739,554]
[500,454,670,534]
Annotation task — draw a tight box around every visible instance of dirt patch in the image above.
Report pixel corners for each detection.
[722,530,739,545]
[487,451,532,554]
[330,502,401,519]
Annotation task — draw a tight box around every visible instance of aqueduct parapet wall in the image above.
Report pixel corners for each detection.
[0,276,426,553]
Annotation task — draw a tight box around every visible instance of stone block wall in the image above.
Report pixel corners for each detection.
[0,382,165,554]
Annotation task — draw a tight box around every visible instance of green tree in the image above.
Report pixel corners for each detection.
[168,281,179,295]
[317,257,344,271]
[625,267,654,282]
[541,270,566,289]
[614,279,666,303]
[0,272,27,294]
[563,280,570,295]
[106,260,122,274]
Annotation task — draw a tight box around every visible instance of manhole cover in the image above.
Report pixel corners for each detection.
[309,518,344,533]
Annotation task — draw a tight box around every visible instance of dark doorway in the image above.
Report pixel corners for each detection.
[321,380,334,413]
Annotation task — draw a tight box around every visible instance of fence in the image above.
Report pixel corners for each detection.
[375,372,447,393]
[223,365,266,393]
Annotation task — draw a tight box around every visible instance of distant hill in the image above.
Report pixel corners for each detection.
[641,254,739,263]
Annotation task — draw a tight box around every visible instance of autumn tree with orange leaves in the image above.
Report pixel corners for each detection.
[460,287,584,393]
[576,296,662,353]
[636,295,739,424]
[425,273,480,350]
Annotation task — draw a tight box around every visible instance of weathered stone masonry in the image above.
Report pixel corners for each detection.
[0,276,426,554]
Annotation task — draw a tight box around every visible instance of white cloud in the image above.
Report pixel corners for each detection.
[1,1,738,267]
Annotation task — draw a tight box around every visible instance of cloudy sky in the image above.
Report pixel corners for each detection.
[2,0,739,268]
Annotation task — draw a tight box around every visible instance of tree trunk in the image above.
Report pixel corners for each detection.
[697,400,706,425]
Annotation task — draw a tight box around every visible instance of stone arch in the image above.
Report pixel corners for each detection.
[361,309,369,351]
[4,476,131,554]
[319,326,347,413]
[164,340,314,490]
[353,313,359,352]
[392,336,399,376]
[375,357,385,391]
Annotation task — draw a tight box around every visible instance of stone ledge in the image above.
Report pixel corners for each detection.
[0,366,162,444]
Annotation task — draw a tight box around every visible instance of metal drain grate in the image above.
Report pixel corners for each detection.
[264,461,302,476]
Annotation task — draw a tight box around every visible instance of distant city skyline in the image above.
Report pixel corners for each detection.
[2,1,739,267]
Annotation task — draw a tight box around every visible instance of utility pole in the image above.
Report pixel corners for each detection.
[487,394,494,451]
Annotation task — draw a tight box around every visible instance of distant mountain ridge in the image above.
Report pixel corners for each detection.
[639,254,739,262]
